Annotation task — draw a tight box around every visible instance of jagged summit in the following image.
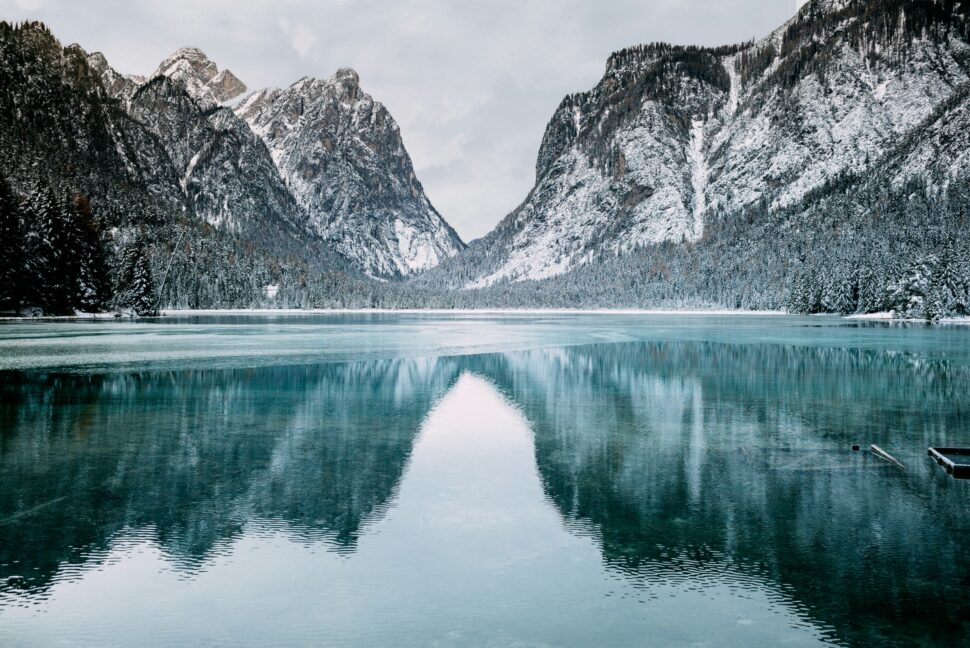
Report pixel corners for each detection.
[236,67,464,278]
[331,67,360,84]
[152,46,247,105]
[798,0,854,15]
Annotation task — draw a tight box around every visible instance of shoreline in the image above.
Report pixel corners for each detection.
[1,308,789,320]
[161,308,791,316]
[846,312,970,325]
[2,308,968,323]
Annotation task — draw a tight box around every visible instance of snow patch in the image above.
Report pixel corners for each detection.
[394,219,439,273]
[723,56,740,116]
[688,118,709,238]
[180,151,202,193]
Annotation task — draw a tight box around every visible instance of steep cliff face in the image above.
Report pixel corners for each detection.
[237,69,464,278]
[454,0,970,287]
[75,47,324,262]
[83,44,461,278]
[126,75,307,244]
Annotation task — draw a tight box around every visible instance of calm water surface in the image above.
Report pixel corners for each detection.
[0,314,968,646]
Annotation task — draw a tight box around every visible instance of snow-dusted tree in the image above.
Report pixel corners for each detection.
[926,244,963,321]
[113,236,157,316]
[889,255,936,320]
[787,266,821,314]
[23,183,77,314]
[821,269,856,314]
[70,194,111,312]
[855,263,886,314]
[0,174,25,312]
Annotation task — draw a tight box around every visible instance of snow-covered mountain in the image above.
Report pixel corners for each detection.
[83,42,461,278]
[80,46,327,264]
[152,47,247,106]
[236,69,464,277]
[449,0,970,288]
[0,21,466,314]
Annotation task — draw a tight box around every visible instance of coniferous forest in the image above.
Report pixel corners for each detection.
[2,1,970,320]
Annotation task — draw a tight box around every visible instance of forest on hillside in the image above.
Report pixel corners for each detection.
[2,168,968,320]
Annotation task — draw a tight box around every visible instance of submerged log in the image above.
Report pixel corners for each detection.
[870,444,906,470]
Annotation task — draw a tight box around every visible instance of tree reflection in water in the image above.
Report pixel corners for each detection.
[1,340,968,645]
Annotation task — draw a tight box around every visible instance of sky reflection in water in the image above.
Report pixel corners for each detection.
[0,315,968,646]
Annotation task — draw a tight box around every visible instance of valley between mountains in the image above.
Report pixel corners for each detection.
[1,0,969,319]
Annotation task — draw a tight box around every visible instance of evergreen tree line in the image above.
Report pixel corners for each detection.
[2,172,967,320]
[0,173,156,316]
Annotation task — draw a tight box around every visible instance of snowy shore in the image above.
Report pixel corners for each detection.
[4,308,969,323]
[845,312,970,325]
[0,308,789,320]
[160,308,789,316]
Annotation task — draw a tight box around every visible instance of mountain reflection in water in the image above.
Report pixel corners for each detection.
[1,339,968,646]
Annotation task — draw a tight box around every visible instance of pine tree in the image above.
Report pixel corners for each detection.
[70,194,111,312]
[114,236,157,316]
[889,255,935,320]
[821,269,856,314]
[128,252,157,316]
[0,174,25,312]
[23,183,78,314]
[926,243,962,321]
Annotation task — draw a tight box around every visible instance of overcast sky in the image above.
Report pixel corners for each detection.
[5,0,796,241]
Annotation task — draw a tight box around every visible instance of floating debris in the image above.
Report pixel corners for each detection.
[870,444,906,471]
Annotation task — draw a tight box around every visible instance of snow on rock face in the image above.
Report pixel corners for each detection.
[459,0,970,287]
[125,73,308,245]
[83,44,459,277]
[84,50,143,105]
[465,43,726,287]
[236,68,464,277]
[153,47,247,106]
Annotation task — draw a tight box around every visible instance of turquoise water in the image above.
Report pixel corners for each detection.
[0,314,968,646]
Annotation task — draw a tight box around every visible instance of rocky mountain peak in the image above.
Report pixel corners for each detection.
[155,47,216,81]
[236,66,464,277]
[80,49,144,104]
[152,46,247,105]
[799,0,854,15]
[329,67,361,100]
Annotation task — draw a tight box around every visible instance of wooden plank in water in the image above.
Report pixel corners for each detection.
[870,444,905,470]
[927,447,970,479]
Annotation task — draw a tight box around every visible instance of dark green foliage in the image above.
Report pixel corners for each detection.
[0,174,25,311]
[113,235,157,316]
[22,183,76,314]
[0,175,113,315]
[71,194,112,312]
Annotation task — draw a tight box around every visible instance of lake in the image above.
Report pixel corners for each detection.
[0,313,968,646]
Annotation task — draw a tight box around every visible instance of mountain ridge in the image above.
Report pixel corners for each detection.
[2,3,969,318]
[236,67,465,277]
[425,0,970,290]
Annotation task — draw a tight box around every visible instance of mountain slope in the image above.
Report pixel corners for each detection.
[443,0,970,288]
[236,69,464,278]
[0,23,181,227]
[122,69,319,257]
[0,22,357,312]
